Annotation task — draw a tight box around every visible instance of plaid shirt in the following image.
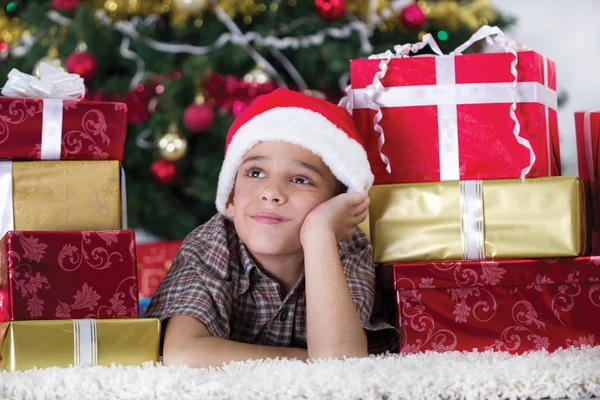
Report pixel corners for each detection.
[145,213,399,355]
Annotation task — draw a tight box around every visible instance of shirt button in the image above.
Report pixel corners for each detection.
[279,312,288,322]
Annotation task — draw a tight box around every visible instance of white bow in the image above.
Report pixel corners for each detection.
[1,63,85,101]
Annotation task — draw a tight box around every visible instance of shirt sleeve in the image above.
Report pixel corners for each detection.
[144,238,233,340]
[339,230,400,355]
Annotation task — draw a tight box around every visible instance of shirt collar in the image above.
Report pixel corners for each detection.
[236,239,259,296]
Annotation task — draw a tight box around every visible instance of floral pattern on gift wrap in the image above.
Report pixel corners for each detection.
[30,108,110,160]
[396,278,457,354]
[486,300,549,352]
[55,277,137,318]
[0,100,42,145]
[58,231,124,271]
[566,334,596,347]
[434,261,504,324]
[5,231,137,319]
[551,272,582,326]
[8,234,51,317]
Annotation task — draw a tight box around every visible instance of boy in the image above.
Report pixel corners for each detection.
[145,88,399,368]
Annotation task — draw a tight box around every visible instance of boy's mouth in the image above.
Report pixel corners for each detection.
[249,211,291,225]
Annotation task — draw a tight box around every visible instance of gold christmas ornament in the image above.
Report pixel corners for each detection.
[33,48,64,78]
[172,0,210,15]
[244,66,271,84]
[158,124,188,161]
[0,11,25,46]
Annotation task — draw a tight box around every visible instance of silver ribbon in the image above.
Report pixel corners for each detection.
[459,180,485,260]
[73,319,98,367]
[0,162,14,239]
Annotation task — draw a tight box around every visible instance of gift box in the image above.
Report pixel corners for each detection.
[136,240,182,299]
[0,230,139,322]
[349,31,559,185]
[0,160,125,239]
[368,176,584,263]
[0,318,160,371]
[389,258,600,354]
[0,97,127,161]
[572,110,600,252]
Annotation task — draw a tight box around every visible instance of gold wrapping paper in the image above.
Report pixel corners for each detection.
[0,319,160,371]
[12,161,122,231]
[369,177,584,263]
[358,211,371,240]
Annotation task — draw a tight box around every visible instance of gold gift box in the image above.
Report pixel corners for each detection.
[11,160,122,231]
[369,177,584,263]
[0,319,160,371]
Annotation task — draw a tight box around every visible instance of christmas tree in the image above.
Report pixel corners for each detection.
[0,0,513,239]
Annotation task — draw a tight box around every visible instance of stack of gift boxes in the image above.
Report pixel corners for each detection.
[0,65,160,371]
[351,28,600,354]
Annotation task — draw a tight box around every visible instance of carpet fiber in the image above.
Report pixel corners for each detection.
[2,347,600,399]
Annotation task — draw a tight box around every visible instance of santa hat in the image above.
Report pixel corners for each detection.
[215,88,374,215]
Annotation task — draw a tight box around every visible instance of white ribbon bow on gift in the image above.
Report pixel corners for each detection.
[1,62,85,101]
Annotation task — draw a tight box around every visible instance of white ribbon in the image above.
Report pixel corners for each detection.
[358,25,548,180]
[73,319,98,367]
[0,162,14,239]
[1,63,85,101]
[352,82,557,109]
[459,180,485,260]
[41,99,63,160]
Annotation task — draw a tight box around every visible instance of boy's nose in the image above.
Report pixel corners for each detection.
[261,181,285,204]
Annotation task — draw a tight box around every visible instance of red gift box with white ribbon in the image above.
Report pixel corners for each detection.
[347,26,560,185]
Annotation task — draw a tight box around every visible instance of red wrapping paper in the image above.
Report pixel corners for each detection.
[390,258,600,354]
[0,230,139,321]
[136,240,182,298]
[350,51,560,184]
[574,110,600,253]
[0,98,127,160]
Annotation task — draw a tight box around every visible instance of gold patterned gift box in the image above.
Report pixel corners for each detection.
[366,177,585,263]
[0,318,160,371]
[0,160,125,238]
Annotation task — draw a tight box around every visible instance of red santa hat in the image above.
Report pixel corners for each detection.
[216,88,374,215]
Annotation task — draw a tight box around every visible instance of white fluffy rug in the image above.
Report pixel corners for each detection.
[2,347,600,399]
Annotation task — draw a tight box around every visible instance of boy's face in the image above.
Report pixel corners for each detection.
[226,141,338,257]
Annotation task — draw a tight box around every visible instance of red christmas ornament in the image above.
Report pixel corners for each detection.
[203,73,278,117]
[151,159,177,185]
[184,103,215,133]
[52,0,79,11]
[314,0,346,21]
[66,51,98,81]
[400,3,427,31]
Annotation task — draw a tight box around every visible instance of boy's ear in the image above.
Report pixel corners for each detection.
[225,189,235,219]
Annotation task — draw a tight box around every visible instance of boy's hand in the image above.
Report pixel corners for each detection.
[300,191,369,245]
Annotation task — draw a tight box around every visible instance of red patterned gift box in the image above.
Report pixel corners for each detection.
[136,240,182,299]
[0,230,139,321]
[348,28,559,185]
[0,98,127,160]
[389,258,600,354]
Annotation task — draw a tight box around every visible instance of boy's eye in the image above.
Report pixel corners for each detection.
[291,176,312,185]
[247,169,265,178]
